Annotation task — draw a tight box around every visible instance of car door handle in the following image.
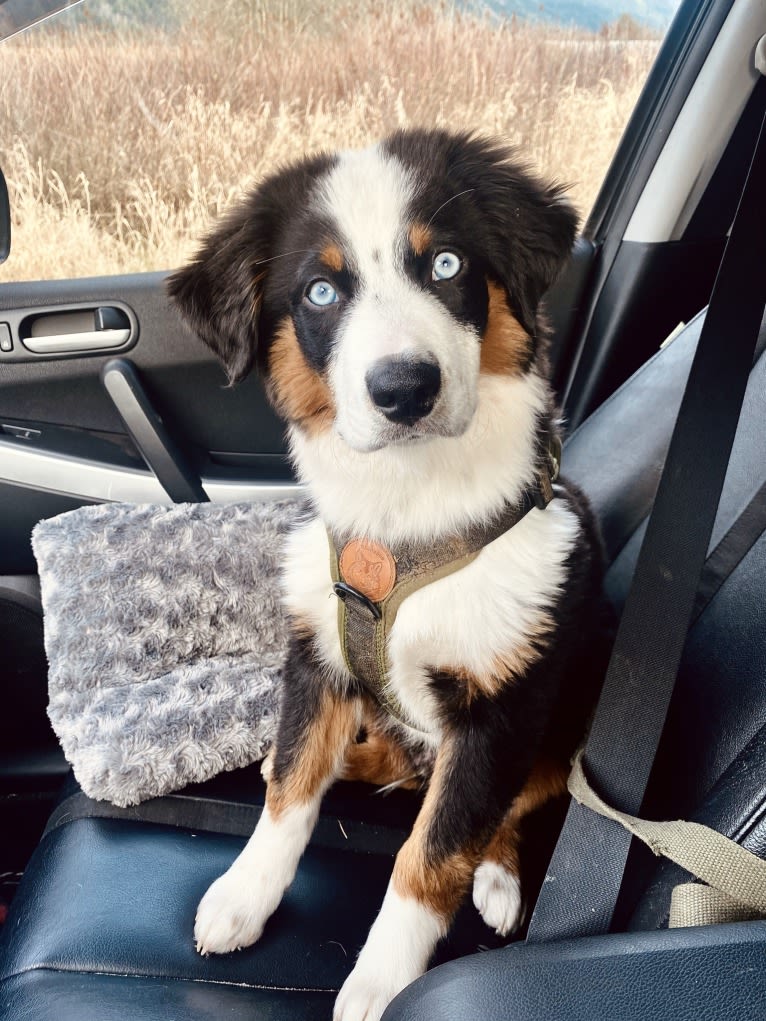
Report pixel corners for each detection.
[21,306,132,354]
[101,357,210,503]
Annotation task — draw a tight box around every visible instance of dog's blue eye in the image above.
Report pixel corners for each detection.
[432,251,461,281]
[307,280,339,307]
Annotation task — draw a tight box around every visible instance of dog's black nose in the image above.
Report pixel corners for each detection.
[365,357,441,425]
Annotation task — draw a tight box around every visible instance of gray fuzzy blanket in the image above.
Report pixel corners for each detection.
[32,500,303,807]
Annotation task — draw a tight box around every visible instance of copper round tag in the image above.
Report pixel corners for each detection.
[339,539,396,603]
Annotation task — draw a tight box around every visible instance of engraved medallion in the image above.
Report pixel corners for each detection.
[339,539,397,603]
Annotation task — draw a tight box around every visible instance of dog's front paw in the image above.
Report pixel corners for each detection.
[194,867,275,955]
[472,860,525,936]
[334,959,417,1021]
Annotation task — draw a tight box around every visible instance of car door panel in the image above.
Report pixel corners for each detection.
[0,271,300,575]
[0,272,288,460]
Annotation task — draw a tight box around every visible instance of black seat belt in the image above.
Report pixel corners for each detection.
[527,94,766,943]
[692,475,766,625]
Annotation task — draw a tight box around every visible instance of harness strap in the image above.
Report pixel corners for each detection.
[328,434,561,725]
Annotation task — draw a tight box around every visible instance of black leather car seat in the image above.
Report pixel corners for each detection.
[1,308,766,1021]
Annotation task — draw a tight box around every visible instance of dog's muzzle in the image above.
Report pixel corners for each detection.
[365,356,441,426]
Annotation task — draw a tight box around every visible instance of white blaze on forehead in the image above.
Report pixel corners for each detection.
[316,142,481,455]
[317,144,416,278]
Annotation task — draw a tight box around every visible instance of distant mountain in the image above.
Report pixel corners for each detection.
[44,0,682,37]
[480,0,680,33]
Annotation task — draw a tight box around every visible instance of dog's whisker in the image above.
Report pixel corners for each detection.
[375,776,417,795]
[254,248,313,268]
[329,429,360,482]
[425,189,476,229]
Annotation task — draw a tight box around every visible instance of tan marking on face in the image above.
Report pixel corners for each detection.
[266,319,335,434]
[408,222,433,257]
[480,282,531,377]
[391,741,480,919]
[320,242,344,273]
[267,688,359,819]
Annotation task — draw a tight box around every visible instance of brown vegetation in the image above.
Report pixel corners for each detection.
[0,0,659,282]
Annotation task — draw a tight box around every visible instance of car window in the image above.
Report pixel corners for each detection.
[0,0,682,282]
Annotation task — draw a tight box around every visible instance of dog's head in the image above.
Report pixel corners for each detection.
[168,130,577,453]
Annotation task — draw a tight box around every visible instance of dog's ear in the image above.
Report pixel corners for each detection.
[457,135,578,335]
[168,153,333,384]
[167,196,270,385]
[386,131,577,337]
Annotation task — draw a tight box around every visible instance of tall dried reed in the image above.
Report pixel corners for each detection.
[0,0,659,281]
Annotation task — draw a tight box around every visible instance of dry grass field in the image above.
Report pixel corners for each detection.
[0,0,660,282]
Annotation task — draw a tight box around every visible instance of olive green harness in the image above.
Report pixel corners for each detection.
[328,435,561,725]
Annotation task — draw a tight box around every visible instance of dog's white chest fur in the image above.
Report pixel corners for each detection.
[282,498,580,735]
[281,372,581,735]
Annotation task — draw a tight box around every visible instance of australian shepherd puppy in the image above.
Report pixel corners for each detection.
[169,129,605,1021]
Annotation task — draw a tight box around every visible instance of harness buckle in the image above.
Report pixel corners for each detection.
[333,581,383,620]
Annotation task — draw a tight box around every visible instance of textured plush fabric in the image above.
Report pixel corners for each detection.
[32,500,303,807]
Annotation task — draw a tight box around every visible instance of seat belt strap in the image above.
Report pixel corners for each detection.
[692,475,766,624]
[566,750,766,926]
[526,91,766,943]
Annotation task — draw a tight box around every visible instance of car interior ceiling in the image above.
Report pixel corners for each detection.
[1,4,766,1019]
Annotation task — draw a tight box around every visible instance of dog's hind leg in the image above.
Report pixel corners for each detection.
[194,634,360,956]
[472,809,525,937]
[473,757,568,936]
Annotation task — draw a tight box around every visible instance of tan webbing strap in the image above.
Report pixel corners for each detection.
[567,749,766,927]
[669,883,765,928]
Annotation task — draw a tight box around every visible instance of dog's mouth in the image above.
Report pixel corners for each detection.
[336,425,427,454]
[337,400,476,453]
[384,429,437,449]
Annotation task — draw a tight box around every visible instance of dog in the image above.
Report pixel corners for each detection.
[169,129,606,1021]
